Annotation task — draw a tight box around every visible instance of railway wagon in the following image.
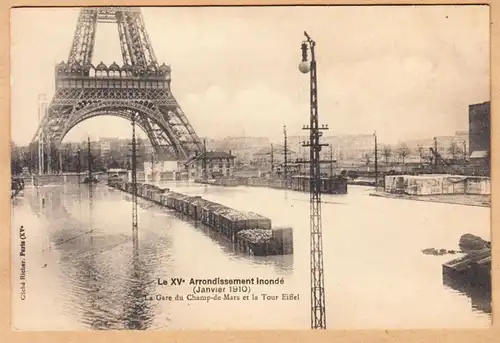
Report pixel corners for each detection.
[185,196,206,219]
[178,195,196,215]
[165,192,183,209]
[142,183,156,198]
[212,206,234,233]
[201,203,227,227]
[271,226,294,255]
[140,183,148,197]
[136,183,144,195]
[218,210,272,242]
[193,199,218,222]
[236,227,292,256]
[159,189,171,206]
[151,188,165,204]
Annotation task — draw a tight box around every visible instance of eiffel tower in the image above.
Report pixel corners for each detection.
[31,7,203,168]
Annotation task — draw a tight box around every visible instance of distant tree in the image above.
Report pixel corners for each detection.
[416,145,425,161]
[396,143,411,165]
[363,153,371,166]
[382,145,392,165]
[10,141,22,176]
[22,150,34,174]
[416,145,424,156]
[447,142,463,160]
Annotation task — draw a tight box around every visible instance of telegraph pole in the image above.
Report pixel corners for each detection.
[131,113,138,234]
[329,145,333,177]
[283,125,288,188]
[151,152,155,184]
[202,139,207,181]
[374,131,378,190]
[87,137,93,184]
[463,140,467,166]
[270,143,274,175]
[433,136,438,169]
[76,149,81,185]
[299,31,328,330]
[47,143,52,175]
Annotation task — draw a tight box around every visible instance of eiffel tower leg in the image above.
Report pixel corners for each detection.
[31,8,204,164]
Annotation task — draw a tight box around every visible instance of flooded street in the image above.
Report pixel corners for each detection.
[11,181,491,330]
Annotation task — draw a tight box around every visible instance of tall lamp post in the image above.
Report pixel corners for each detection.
[299,31,328,330]
[374,131,378,190]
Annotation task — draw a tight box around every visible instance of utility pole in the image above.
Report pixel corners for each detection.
[76,149,81,185]
[284,125,288,189]
[131,113,138,234]
[86,138,93,198]
[329,145,333,177]
[47,142,52,175]
[87,137,93,184]
[374,131,378,190]
[202,139,207,181]
[299,31,328,330]
[463,140,467,165]
[270,144,274,175]
[151,152,155,184]
[433,136,438,170]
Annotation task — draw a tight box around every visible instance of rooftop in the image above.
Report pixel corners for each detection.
[185,150,235,165]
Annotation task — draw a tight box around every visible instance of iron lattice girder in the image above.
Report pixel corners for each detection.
[34,6,203,161]
[302,35,327,330]
[34,86,203,160]
[68,7,157,69]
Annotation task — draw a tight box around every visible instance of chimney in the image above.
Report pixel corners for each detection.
[229,149,232,156]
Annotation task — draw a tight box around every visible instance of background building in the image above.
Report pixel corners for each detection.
[469,101,490,157]
[184,151,235,179]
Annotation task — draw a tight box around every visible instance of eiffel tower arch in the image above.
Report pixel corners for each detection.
[31,7,203,169]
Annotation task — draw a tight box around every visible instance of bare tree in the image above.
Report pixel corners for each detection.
[416,145,425,163]
[363,153,371,166]
[10,141,23,176]
[447,142,463,161]
[396,143,411,165]
[382,145,392,165]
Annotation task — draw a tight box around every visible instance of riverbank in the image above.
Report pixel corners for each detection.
[195,175,348,194]
[369,191,490,207]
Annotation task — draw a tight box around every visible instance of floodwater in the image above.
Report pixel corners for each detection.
[11,181,491,330]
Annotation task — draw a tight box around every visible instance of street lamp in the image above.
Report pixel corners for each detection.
[299,31,327,330]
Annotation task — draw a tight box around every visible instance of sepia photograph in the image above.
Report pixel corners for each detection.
[10,5,491,331]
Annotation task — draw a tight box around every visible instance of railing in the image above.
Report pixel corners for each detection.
[55,75,169,90]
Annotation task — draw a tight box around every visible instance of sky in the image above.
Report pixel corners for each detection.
[10,5,490,145]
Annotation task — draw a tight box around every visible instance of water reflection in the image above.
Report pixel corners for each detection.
[116,232,157,330]
[443,274,492,314]
[23,184,165,330]
[12,182,491,329]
